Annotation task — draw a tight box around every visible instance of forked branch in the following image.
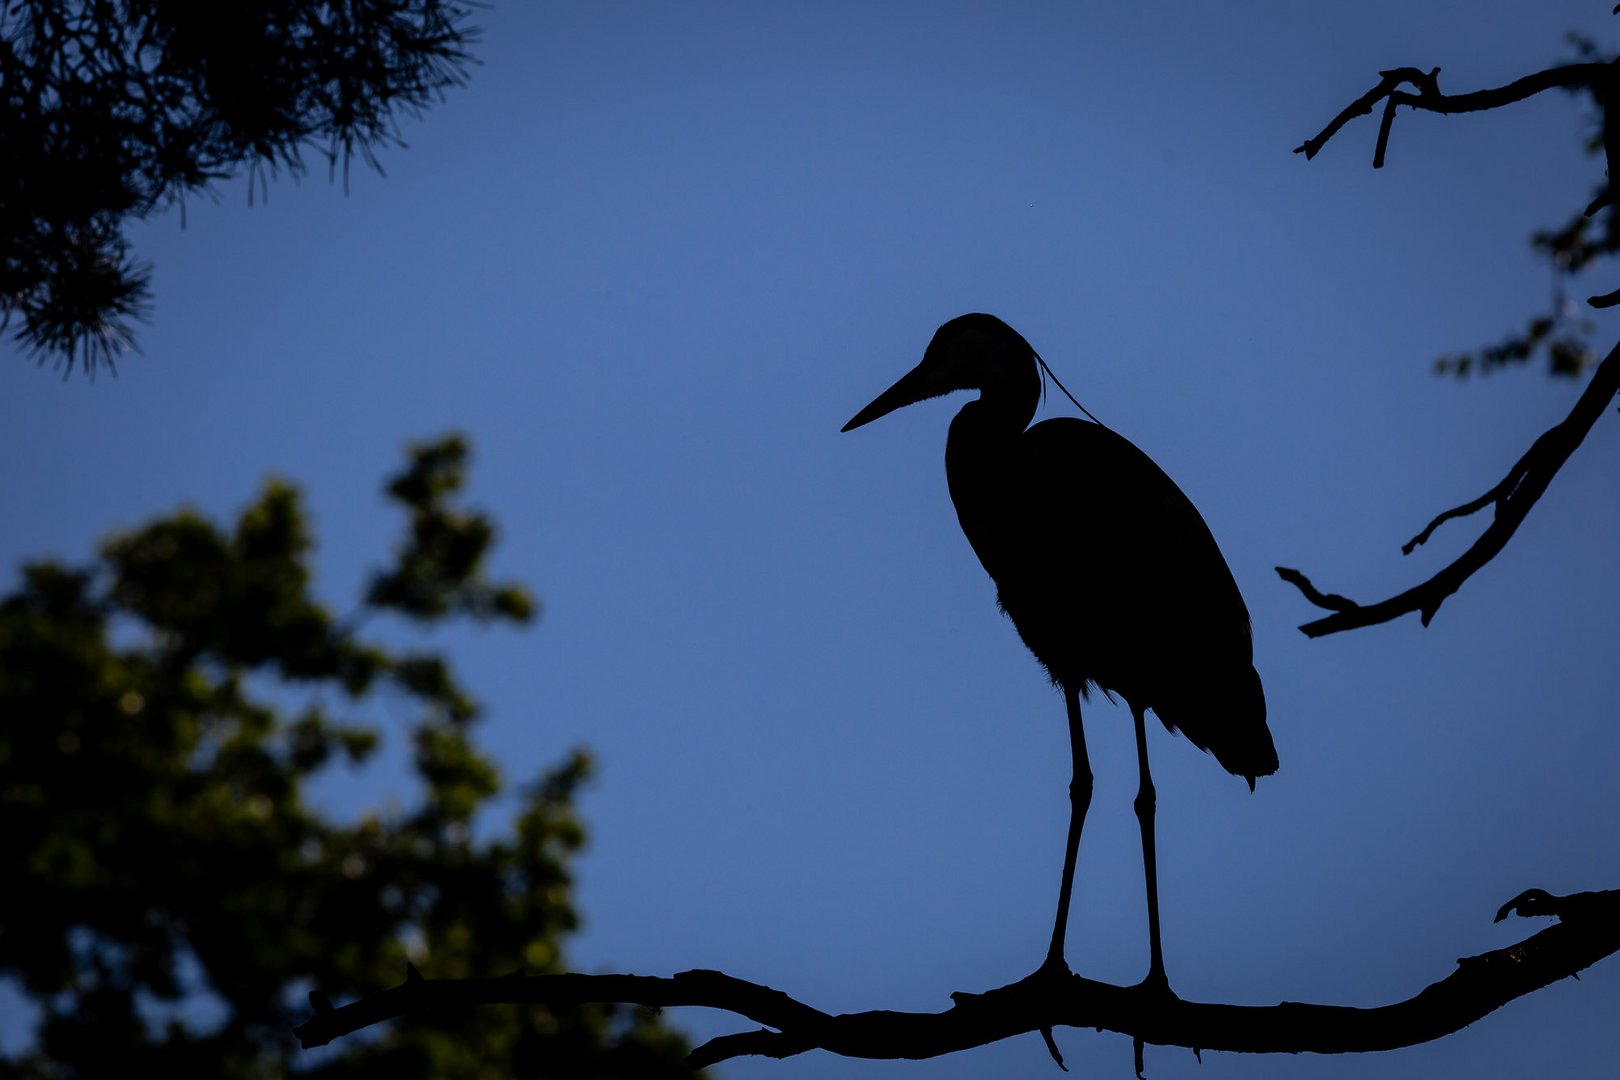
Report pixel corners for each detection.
[1293,62,1604,166]
[1278,338,1620,636]
[295,889,1620,1070]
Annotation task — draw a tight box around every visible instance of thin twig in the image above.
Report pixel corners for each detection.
[1400,467,1522,555]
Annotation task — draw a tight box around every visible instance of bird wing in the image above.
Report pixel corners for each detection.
[1021,417,1251,648]
[1017,418,1272,778]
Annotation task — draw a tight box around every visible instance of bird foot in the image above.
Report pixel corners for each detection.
[1131,968,1178,1005]
[1033,953,1075,987]
[1125,978,1176,1080]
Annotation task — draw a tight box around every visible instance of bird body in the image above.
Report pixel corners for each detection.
[844,312,1276,986]
[948,408,1274,783]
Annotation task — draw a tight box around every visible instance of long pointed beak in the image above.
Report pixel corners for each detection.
[841,362,949,432]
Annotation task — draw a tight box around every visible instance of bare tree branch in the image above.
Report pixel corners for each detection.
[1278,337,1620,637]
[1294,63,1604,165]
[294,889,1620,1070]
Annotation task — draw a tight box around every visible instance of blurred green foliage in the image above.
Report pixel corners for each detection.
[1433,32,1615,380]
[0,435,697,1078]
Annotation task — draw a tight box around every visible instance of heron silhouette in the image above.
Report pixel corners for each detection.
[842,313,1277,990]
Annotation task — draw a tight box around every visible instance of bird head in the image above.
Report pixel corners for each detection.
[842,313,1039,432]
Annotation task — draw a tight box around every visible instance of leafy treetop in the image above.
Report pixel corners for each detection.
[0,434,697,1078]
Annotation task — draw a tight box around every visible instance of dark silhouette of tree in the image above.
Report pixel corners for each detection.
[1277,46,1620,636]
[0,1,476,375]
[0,435,696,1078]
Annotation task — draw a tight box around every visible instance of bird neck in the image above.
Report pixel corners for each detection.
[945,396,1031,589]
[970,349,1040,434]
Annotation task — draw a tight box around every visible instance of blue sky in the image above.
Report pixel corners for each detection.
[5,3,1620,1077]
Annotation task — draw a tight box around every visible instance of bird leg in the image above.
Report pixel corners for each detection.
[1132,703,1170,993]
[1044,687,1092,973]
